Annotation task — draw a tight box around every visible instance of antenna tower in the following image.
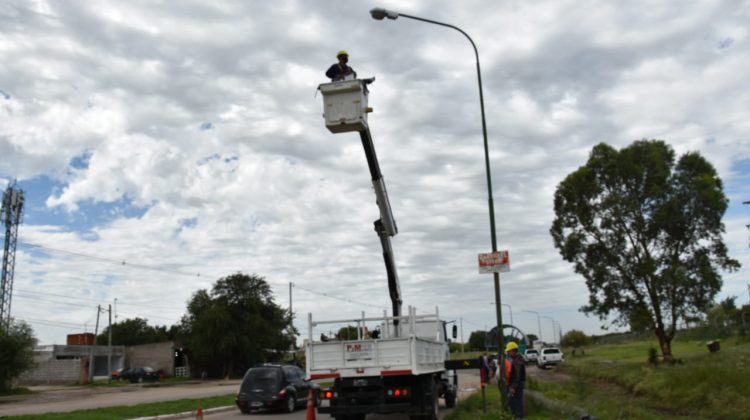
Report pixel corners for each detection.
[1,180,25,329]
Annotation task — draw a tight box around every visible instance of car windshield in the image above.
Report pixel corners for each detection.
[527,350,538,354]
[242,368,282,392]
[544,348,560,354]
[143,367,154,372]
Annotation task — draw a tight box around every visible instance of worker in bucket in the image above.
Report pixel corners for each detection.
[326,50,357,81]
[506,341,526,418]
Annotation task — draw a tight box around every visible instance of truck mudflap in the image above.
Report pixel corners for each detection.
[319,374,438,416]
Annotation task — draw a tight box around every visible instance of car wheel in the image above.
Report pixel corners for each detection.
[284,394,295,413]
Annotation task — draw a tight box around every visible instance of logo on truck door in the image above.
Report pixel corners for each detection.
[345,342,373,361]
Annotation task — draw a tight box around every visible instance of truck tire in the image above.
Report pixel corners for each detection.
[427,380,439,420]
[444,389,456,408]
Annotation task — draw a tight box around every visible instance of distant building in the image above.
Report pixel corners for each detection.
[18,339,189,385]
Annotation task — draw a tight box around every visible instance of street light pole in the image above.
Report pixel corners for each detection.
[370,8,506,404]
[523,310,542,343]
[502,303,513,326]
[543,316,557,344]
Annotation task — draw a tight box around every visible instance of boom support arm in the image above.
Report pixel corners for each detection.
[359,128,402,333]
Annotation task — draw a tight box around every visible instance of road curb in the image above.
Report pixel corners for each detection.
[129,404,236,419]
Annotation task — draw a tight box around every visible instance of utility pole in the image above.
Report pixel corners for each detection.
[107,304,112,381]
[289,282,293,317]
[88,305,101,382]
[460,317,464,353]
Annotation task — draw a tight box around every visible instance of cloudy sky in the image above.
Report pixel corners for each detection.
[2,0,749,346]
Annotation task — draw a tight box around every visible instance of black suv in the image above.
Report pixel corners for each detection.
[235,364,318,414]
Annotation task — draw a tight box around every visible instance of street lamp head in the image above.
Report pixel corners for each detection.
[370,7,398,20]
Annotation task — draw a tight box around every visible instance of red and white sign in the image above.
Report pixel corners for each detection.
[478,251,510,274]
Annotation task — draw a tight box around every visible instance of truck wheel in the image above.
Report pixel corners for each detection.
[426,379,439,420]
[445,390,456,408]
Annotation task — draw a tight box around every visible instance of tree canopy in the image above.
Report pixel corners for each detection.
[0,320,36,392]
[550,140,740,361]
[468,330,487,351]
[177,273,294,377]
[97,317,175,346]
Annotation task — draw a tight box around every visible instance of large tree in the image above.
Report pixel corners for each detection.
[0,320,36,392]
[551,140,740,361]
[96,317,175,346]
[178,273,293,377]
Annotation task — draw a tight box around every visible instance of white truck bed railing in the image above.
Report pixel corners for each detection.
[305,306,448,379]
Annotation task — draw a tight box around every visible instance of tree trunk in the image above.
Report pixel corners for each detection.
[654,328,674,363]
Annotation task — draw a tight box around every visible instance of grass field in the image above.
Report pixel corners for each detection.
[544,337,750,418]
[448,337,750,418]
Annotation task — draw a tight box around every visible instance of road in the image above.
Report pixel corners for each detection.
[0,380,241,417]
[0,371,481,418]
[206,370,482,420]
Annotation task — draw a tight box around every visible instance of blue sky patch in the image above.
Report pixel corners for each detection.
[200,122,213,130]
[13,176,149,236]
[0,89,10,100]
[69,150,93,170]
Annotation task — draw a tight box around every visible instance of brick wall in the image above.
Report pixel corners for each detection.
[126,341,174,375]
[18,359,82,385]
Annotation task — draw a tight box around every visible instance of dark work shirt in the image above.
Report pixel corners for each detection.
[326,63,357,81]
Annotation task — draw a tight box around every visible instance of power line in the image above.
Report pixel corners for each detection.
[16,240,213,279]
[13,293,98,309]
[17,317,85,331]
[293,284,387,311]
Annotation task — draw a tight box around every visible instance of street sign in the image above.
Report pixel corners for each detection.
[478,251,510,274]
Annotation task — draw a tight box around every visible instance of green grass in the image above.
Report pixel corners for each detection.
[540,338,750,419]
[444,384,555,420]
[0,387,34,396]
[450,351,484,360]
[4,394,236,420]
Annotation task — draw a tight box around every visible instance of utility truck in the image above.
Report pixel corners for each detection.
[306,78,457,420]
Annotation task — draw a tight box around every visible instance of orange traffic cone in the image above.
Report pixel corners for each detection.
[196,405,204,420]
[306,388,316,420]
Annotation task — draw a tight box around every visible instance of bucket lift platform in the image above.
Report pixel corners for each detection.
[319,78,373,133]
[317,77,402,330]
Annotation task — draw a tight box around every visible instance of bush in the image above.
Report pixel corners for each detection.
[0,319,36,393]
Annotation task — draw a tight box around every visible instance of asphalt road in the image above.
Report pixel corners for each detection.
[206,370,483,420]
[205,400,452,420]
[0,371,482,418]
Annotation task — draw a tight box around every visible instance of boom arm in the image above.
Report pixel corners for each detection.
[359,127,402,334]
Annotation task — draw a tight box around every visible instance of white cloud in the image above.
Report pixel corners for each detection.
[1,0,748,345]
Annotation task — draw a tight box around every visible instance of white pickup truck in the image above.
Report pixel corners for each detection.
[305,306,457,420]
[536,347,564,369]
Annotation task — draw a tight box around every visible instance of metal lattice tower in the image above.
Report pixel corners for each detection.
[1,180,24,329]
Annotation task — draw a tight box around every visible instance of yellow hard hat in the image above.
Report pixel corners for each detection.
[505,341,519,352]
[337,50,349,58]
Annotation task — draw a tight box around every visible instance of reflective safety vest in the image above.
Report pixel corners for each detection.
[504,358,512,385]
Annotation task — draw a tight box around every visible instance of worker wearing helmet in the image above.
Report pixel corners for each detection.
[326,50,357,81]
[505,341,526,418]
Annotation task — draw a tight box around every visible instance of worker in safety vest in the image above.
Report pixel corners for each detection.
[505,341,526,418]
[326,50,357,81]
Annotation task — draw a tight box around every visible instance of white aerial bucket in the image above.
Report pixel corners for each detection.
[319,79,372,133]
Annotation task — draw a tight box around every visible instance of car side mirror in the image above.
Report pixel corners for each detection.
[452,325,458,339]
